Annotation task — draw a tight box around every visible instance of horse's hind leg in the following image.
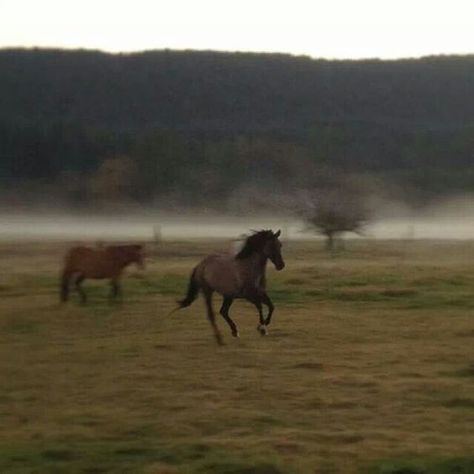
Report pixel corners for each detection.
[60,269,71,302]
[75,275,87,304]
[261,292,275,326]
[219,297,239,337]
[109,278,122,304]
[204,290,224,346]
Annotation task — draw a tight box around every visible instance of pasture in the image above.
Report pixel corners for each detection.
[0,239,473,474]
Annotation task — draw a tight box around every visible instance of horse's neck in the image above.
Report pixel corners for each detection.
[240,252,267,278]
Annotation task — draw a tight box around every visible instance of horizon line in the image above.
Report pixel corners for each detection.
[2,44,474,63]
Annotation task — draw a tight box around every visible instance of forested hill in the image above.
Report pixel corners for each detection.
[2,48,474,132]
[1,48,474,207]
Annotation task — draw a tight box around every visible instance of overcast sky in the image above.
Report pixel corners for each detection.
[2,0,474,59]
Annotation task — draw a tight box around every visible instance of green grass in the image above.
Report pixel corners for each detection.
[361,456,474,474]
[0,239,473,473]
[0,438,290,473]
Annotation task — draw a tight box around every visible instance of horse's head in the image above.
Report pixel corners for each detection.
[264,230,285,271]
[128,244,145,269]
[236,230,285,270]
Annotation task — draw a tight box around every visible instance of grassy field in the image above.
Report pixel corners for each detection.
[0,238,473,474]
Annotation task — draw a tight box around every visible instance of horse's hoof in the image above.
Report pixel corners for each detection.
[232,331,240,338]
[257,324,268,336]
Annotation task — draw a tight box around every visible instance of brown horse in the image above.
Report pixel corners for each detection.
[60,244,144,303]
[174,230,285,345]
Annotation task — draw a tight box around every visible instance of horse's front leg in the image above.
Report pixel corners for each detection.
[261,292,275,326]
[219,297,239,337]
[247,291,267,336]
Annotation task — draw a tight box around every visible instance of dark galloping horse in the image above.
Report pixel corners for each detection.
[60,244,144,303]
[175,230,285,345]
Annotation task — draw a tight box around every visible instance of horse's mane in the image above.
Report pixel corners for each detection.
[235,230,274,259]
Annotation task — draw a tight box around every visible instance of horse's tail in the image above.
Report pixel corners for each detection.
[176,267,199,310]
[60,268,71,302]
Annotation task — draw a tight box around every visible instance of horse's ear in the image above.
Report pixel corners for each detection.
[274,230,281,238]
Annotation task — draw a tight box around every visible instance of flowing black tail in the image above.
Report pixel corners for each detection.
[60,269,70,302]
[177,267,199,308]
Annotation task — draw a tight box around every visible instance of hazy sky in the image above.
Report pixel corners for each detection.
[2,0,474,59]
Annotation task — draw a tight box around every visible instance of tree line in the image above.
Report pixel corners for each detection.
[1,48,474,208]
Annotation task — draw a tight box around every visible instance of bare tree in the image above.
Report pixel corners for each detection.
[301,186,371,251]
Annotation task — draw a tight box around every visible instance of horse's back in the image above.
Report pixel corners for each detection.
[196,253,241,297]
[64,246,91,267]
[63,246,111,278]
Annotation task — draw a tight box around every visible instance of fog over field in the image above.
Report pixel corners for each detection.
[1,194,474,242]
